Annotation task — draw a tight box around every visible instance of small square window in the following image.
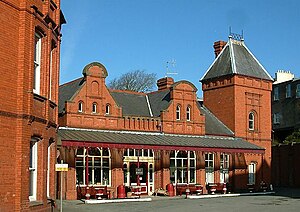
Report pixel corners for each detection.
[273,113,280,124]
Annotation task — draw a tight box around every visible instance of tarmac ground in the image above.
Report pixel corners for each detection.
[54,187,300,212]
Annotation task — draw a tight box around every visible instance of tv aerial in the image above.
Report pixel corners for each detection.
[165,59,178,77]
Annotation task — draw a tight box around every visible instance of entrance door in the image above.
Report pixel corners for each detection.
[130,162,148,194]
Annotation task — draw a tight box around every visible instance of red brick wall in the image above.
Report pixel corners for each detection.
[203,75,272,185]
[0,0,63,211]
[60,66,206,135]
[272,143,300,188]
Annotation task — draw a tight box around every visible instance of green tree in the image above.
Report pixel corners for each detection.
[284,129,300,144]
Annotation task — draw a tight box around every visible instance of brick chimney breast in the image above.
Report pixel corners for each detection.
[157,77,174,90]
[213,41,227,58]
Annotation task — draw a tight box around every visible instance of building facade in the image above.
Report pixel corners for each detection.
[0,0,65,211]
[271,71,300,187]
[58,37,272,199]
[272,71,300,141]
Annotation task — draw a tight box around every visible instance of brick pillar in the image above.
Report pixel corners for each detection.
[112,168,123,198]
[111,149,124,198]
[154,150,162,189]
[161,168,170,189]
[161,150,170,189]
[66,168,77,200]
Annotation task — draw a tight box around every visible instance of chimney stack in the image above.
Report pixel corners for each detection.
[213,41,227,58]
[157,77,174,90]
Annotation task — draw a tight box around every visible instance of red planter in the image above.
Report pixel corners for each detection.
[166,184,174,197]
[117,185,126,199]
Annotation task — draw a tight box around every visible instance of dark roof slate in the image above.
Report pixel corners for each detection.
[201,39,273,82]
[200,104,234,136]
[58,77,85,114]
[58,127,264,151]
[147,90,171,117]
[110,91,150,117]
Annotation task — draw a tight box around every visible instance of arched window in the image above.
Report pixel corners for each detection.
[106,104,110,115]
[92,102,97,113]
[170,150,196,184]
[75,147,111,186]
[186,106,191,121]
[249,112,255,130]
[176,105,181,120]
[78,101,83,112]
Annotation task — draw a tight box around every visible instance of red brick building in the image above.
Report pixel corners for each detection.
[58,36,273,199]
[0,0,65,211]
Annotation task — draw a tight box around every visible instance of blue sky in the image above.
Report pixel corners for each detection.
[60,0,300,96]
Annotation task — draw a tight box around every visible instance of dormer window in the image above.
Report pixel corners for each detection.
[78,101,83,113]
[176,105,181,120]
[186,106,191,121]
[92,102,97,113]
[106,104,110,115]
[249,112,255,130]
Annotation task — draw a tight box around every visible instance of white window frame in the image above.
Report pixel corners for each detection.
[205,153,214,184]
[296,84,300,98]
[92,102,97,114]
[33,33,42,95]
[249,112,255,131]
[75,147,111,186]
[274,113,280,124]
[274,87,279,101]
[105,104,110,115]
[248,162,256,185]
[170,151,196,184]
[47,144,51,197]
[49,48,54,100]
[286,84,291,98]
[220,154,229,183]
[29,139,38,201]
[186,106,191,121]
[78,102,83,113]
[176,105,181,120]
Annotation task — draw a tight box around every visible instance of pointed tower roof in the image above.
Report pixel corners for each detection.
[201,37,273,82]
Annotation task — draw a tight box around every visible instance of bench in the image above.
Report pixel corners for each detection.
[77,186,110,199]
[207,183,227,194]
[176,184,203,196]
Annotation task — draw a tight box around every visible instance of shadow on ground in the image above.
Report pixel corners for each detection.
[273,187,300,198]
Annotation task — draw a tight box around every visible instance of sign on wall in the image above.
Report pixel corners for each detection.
[55,163,69,172]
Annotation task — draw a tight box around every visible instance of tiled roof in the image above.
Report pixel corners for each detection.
[200,104,234,136]
[58,77,85,114]
[201,38,273,82]
[147,90,171,117]
[110,91,151,117]
[58,127,264,152]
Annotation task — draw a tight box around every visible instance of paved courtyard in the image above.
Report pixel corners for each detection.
[55,188,300,212]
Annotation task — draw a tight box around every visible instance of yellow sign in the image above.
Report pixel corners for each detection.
[55,164,68,172]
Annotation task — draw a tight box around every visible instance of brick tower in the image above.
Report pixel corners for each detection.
[201,36,273,184]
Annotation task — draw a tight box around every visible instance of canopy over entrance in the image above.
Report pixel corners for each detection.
[58,127,264,154]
